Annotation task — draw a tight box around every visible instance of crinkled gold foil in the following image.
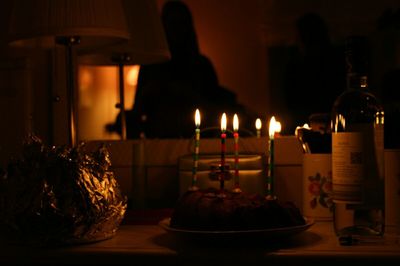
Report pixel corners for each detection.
[0,136,127,246]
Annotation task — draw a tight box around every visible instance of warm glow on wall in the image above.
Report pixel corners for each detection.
[77,65,140,140]
[80,68,93,89]
[126,65,140,86]
[79,67,94,108]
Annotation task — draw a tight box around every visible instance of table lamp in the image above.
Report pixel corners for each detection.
[8,0,130,146]
[78,0,171,140]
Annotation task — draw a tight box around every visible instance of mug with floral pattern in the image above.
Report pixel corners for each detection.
[303,153,333,221]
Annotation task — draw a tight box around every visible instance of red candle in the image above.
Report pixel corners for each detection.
[220,113,227,192]
[267,116,277,199]
[233,114,241,193]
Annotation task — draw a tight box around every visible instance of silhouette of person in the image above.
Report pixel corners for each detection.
[374,8,400,148]
[282,13,345,134]
[108,0,252,138]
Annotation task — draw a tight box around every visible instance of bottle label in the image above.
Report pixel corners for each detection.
[332,124,384,204]
[332,132,364,202]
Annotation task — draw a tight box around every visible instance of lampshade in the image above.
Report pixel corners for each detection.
[8,0,131,147]
[76,0,170,141]
[78,0,171,65]
[8,0,130,48]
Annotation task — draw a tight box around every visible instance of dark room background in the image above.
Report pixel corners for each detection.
[1,0,400,165]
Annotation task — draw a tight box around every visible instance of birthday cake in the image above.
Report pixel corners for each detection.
[170,188,305,231]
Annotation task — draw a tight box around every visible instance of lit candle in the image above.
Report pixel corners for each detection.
[190,109,201,191]
[233,114,241,193]
[295,123,311,154]
[255,118,262,138]
[275,121,282,138]
[267,116,277,199]
[220,113,227,192]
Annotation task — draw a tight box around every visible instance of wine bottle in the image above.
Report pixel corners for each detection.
[331,36,385,240]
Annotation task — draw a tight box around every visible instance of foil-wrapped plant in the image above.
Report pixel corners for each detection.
[0,136,127,246]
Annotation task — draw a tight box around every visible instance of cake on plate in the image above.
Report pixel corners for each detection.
[170,188,305,231]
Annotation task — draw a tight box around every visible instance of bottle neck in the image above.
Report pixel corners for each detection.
[347,73,368,90]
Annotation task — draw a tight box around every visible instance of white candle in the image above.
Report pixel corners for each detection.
[255,118,262,138]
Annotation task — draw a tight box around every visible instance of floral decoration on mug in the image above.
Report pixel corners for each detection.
[308,171,333,211]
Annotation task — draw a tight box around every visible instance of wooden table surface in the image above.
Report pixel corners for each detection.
[1,221,400,265]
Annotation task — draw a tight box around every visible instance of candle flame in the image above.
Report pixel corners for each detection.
[233,114,239,131]
[255,118,262,130]
[195,109,201,127]
[294,123,310,136]
[269,116,277,139]
[221,113,227,131]
[275,121,282,133]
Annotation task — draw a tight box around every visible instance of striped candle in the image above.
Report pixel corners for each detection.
[190,109,201,191]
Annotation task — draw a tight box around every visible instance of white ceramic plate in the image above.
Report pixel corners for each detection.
[159,217,314,240]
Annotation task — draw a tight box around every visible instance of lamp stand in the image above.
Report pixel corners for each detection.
[56,36,80,147]
[112,54,131,140]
